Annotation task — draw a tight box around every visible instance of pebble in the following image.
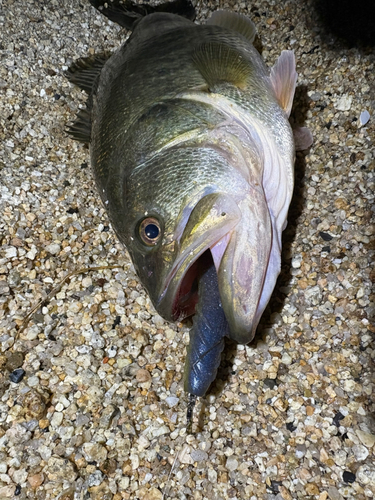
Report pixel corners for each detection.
[9,368,25,383]
[191,450,208,462]
[352,444,369,461]
[357,465,375,486]
[359,110,370,126]
[46,457,77,482]
[226,457,239,471]
[356,430,375,448]
[165,396,179,408]
[82,443,108,463]
[28,473,44,489]
[45,243,61,255]
[327,486,344,500]
[335,95,352,111]
[342,471,356,484]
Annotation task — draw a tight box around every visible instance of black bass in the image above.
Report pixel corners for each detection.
[67,0,311,400]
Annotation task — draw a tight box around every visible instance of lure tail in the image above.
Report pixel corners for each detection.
[184,252,229,398]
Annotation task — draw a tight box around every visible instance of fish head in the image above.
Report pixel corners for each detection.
[117,143,275,345]
[121,147,242,322]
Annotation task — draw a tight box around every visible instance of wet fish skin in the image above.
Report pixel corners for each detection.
[67,4,312,395]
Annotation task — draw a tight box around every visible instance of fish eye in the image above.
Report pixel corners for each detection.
[138,217,162,246]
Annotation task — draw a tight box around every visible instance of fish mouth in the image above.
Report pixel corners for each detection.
[156,187,273,345]
[156,192,241,322]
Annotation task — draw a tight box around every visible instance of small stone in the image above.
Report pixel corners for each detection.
[352,444,369,461]
[51,412,64,427]
[18,390,46,419]
[327,486,344,500]
[226,457,238,471]
[281,352,292,365]
[335,95,352,111]
[356,430,375,448]
[319,231,333,241]
[357,464,375,486]
[0,486,16,497]
[343,471,356,484]
[135,369,151,383]
[206,468,218,484]
[145,487,162,500]
[359,110,370,126]
[4,246,17,258]
[165,396,179,408]
[46,457,77,482]
[28,473,44,489]
[5,352,24,371]
[9,368,25,383]
[45,243,61,255]
[320,447,329,462]
[179,445,193,465]
[137,435,150,451]
[87,471,103,487]
[39,419,49,429]
[191,450,208,462]
[291,254,302,268]
[82,443,108,463]
[306,405,314,416]
[324,365,337,375]
[305,483,319,495]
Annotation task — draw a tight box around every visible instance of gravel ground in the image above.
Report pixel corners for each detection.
[0,0,374,499]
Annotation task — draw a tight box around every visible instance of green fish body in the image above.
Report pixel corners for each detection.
[67,4,311,396]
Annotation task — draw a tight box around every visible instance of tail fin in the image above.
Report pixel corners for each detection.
[88,0,195,29]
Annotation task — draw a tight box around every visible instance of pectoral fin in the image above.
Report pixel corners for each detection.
[270,50,297,117]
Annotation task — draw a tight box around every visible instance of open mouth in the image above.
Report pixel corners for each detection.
[156,191,241,322]
[171,248,216,320]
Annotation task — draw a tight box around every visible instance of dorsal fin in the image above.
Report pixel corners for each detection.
[207,10,257,44]
[88,0,195,30]
[270,50,297,117]
[192,43,252,90]
[66,52,110,94]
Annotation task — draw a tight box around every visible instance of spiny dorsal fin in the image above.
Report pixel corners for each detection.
[207,10,257,44]
[192,43,252,91]
[270,50,297,117]
[89,0,195,30]
[66,52,111,94]
[66,104,91,143]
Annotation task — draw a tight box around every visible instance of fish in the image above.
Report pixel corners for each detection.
[67,0,312,404]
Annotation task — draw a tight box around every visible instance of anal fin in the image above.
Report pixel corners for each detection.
[192,43,252,91]
[270,50,297,117]
[207,10,257,44]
